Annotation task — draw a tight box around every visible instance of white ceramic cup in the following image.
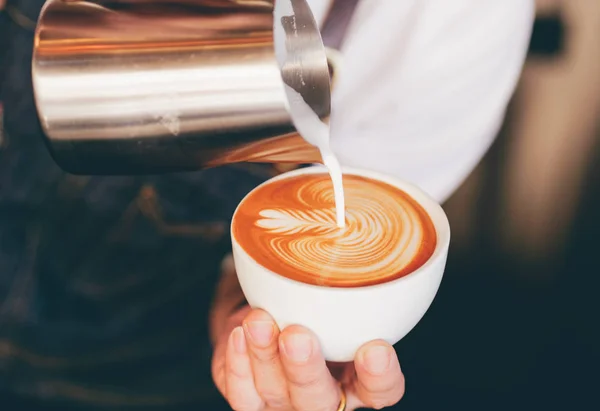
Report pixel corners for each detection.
[231,166,451,362]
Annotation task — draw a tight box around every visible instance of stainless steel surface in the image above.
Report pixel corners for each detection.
[32,0,330,175]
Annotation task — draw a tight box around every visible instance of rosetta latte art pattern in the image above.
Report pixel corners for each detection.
[233,174,437,287]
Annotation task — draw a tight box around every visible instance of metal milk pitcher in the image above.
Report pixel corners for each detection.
[32,0,331,175]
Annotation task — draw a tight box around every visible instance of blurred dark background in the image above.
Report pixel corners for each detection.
[398,1,600,409]
[1,0,599,410]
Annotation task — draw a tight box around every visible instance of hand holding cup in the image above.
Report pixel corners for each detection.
[212,306,405,411]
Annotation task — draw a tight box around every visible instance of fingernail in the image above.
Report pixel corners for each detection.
[232,327,247,354]
[245,321,274,347]
[363,345,391,375]
[282,334,313,363]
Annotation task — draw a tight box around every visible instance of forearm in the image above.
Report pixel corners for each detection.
[209,254,247,346]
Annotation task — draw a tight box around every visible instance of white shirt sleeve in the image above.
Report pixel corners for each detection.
[328,0,535,203]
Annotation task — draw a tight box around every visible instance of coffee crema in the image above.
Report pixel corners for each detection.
[232,173,437,287]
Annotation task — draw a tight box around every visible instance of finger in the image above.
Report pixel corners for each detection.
[279,325,341,411]
[211,336,227,397]
[211,306,252,396]
[352,341,405,410]
[243,309,290,409]
[225,327,263,411]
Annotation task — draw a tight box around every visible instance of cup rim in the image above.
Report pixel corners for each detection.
[231,165,451,292]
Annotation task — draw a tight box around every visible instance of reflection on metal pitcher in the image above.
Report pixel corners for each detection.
[32,0,330,174]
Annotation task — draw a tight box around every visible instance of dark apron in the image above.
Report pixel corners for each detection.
[0,1,361,409]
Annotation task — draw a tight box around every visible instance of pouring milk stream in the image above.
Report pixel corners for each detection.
[274,2,346,228]
[281,85,346,228]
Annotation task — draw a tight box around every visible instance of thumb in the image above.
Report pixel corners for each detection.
[346,341,405,410]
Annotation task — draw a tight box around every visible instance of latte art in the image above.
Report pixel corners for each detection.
[233,174,437,287]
